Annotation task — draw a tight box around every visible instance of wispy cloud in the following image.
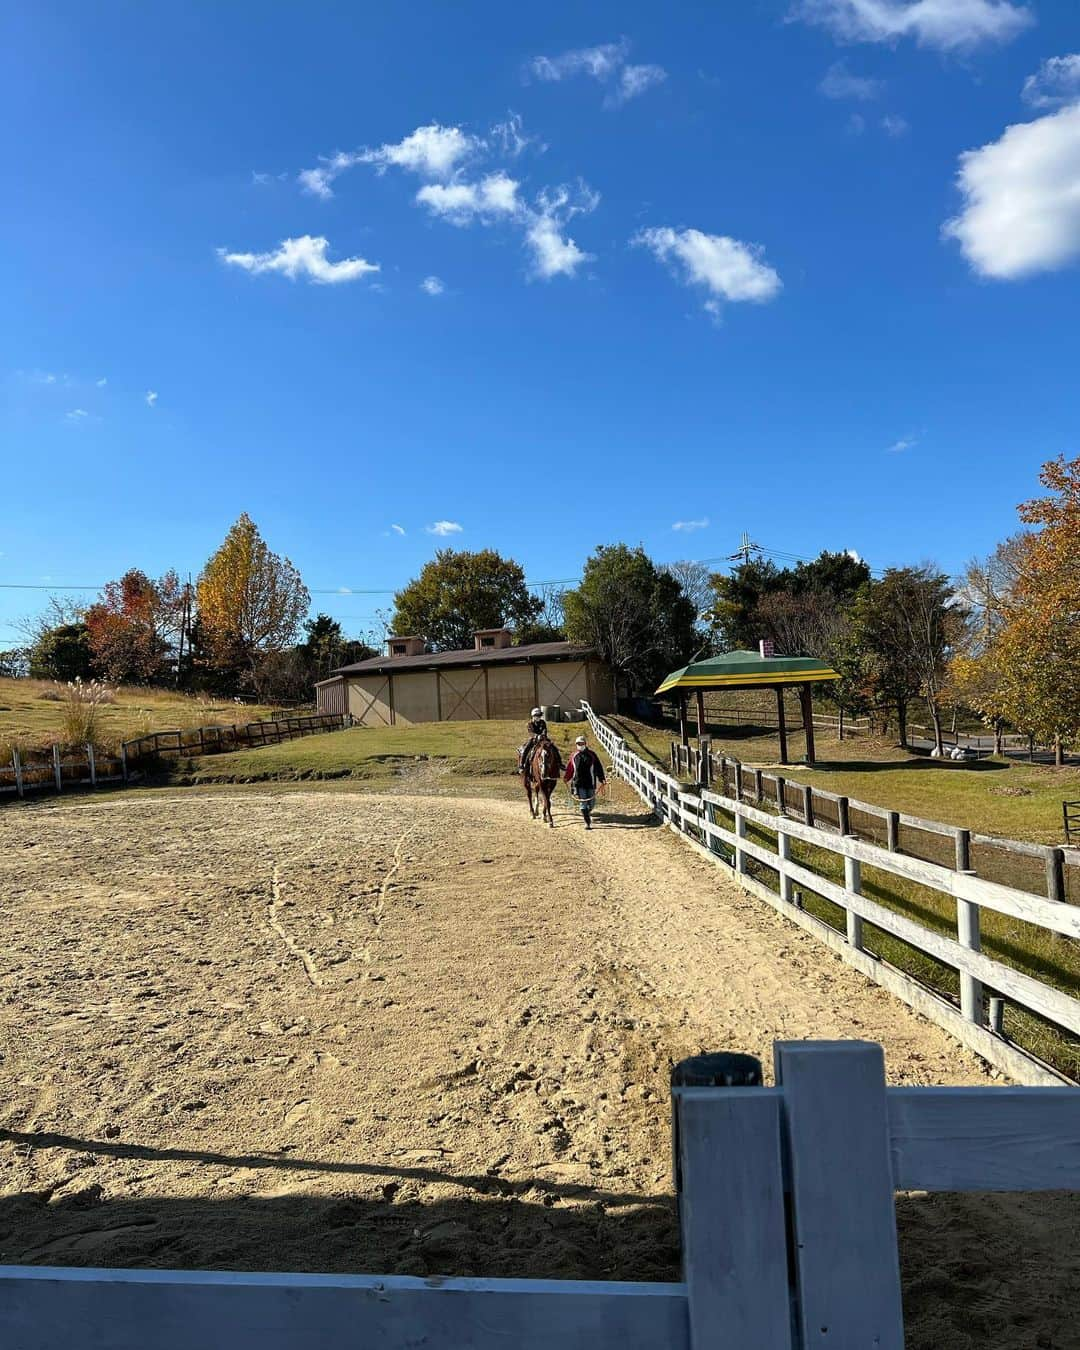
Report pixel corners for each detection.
[391,523,406,535]
[338,587,353,594]
[789,0,1033,51]
[673,517,709,532]
[527,38,667,107]
[634,226,782,317]
[65,408,90,422]
[96,376,107,387]
[145,390,158,407]
[217,235,380,285]
[1022,54,1080,109]
[886,435,917,453]
[943,103,1080,279]
[881,114,909,136]
[420,276,446,296]
[300,124,480,199]
[818,61,883,100]
[491,111,541,158]
[426,520,463,536]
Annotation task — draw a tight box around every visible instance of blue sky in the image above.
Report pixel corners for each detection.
[3,0,1079,644]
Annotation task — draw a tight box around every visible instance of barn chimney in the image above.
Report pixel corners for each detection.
[386,635,426,658]
[474,628,512,651]
[759,638,775,659]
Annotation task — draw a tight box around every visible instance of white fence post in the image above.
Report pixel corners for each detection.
[845,855,864,952]
[53,743,62,793]
[777,828,793,903]
[734,808,748,875]
[11,748,23,799]
[674,1063,794,1349]
[87,743,97,787]
[955,828,983,1025]
[120,743,129,783]
[774,1041,905,1350]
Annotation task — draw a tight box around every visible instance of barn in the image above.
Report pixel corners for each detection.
[315,629,615,727]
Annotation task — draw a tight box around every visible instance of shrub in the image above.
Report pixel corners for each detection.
[36,688,62,702]
[57,679,115,747]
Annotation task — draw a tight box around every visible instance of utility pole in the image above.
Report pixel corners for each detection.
[729,531,762,566]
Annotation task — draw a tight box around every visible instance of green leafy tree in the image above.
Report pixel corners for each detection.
[849,565,964,751]
[28,623,95,681]
[564,544,698,694]
[391,549,542,651]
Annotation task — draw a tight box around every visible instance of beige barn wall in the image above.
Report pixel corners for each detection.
[486,664,535,720]
[391,672,440,726]
[438,668,487,720]
[348,676,392,727]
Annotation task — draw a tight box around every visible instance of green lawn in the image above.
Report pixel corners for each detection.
[170,718,592,789]
[0,677,281,754]
[607,715,1080,847]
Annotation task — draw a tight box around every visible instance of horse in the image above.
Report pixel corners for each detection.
[525,737,562,827]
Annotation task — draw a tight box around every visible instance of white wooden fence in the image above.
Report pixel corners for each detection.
[582,703,1080,1088]
[3,1040,1079,1349]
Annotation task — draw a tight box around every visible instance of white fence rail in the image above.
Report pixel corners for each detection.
[582,702,1080,1087]
[3,1040,1080,1348]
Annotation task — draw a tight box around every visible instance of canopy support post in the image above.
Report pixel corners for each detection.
[679,696,689,747]
[775,686,789,766]
[696,689,706,739]
[801,683,816,765]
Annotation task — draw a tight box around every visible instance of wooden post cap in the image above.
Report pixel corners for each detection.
[672,1052,763,1088]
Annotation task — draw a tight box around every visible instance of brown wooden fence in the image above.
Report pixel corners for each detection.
[2,712,351,800]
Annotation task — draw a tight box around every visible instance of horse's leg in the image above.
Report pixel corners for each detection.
[545,783,554,827]
[528,777,539,818]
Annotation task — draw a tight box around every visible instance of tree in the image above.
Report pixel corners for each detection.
[196,514,310,691]
[707,558,782,649]
[661,561,715,638]
[299,614,374,682]
[563,544,698,694]
[515,585,567,645]
[84,568,185,684]
[391,549,542,651]
[0,648,30,678]
[28,622,94,681]
[993,456,1080,765]
[848,566,964,751]
[707,550,870,651]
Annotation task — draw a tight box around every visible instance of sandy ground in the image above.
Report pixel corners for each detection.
[1,787,1077,1348]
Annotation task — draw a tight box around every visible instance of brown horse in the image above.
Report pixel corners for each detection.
[525,737,562,827]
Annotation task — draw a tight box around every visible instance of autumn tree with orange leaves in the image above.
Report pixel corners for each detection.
[196,514,310,693]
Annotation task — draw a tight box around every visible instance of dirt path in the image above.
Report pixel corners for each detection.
[1,789,1077,1347]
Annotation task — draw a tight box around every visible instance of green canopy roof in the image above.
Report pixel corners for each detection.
[656,649,839,695]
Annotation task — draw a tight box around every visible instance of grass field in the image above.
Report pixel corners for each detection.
[0,677,281,753]
[608,716,1080,847]
[171,718,591,792]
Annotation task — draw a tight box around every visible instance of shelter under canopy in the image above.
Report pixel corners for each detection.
[655,648,840,765]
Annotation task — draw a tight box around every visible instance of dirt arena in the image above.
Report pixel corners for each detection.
[2,788,1078,1347]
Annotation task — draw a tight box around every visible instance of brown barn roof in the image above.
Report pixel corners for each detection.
[333,640,596,677]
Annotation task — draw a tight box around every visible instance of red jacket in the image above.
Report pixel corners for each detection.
[564,748,606,789]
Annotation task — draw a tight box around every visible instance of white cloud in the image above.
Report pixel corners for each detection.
[887,435,917,452]
[420,276,445,296]
[416,172,521,224]
[635,226,782,313]
[673,517,709,532]
[529,40,629,82]
[391,523,406,535]
[300,124,480,199]
[819,61,884,99]
[609,63,668,107]
[217,235,380,285]
[528,39,667,106]
[66,408,89,421]
[943,103,1080,279]
[848,111,867,134]
[426,520,463,536]
[790,0,1033,50]
[525,215,592,279]
[1022,54,1080,109]
[338,587,353,594]
[491,112,539,157]
[845,548,864,562]
[96,376,107,387]
[145,390,158,407]
[881,113,910,135]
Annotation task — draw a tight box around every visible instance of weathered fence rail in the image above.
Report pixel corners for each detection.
[667,739,1078,903]
[2,1039,1078,1348]
[584,703,1080,1086]
[1,713,351,800]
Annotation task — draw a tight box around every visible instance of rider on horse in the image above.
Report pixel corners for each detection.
[518,708,548,776]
